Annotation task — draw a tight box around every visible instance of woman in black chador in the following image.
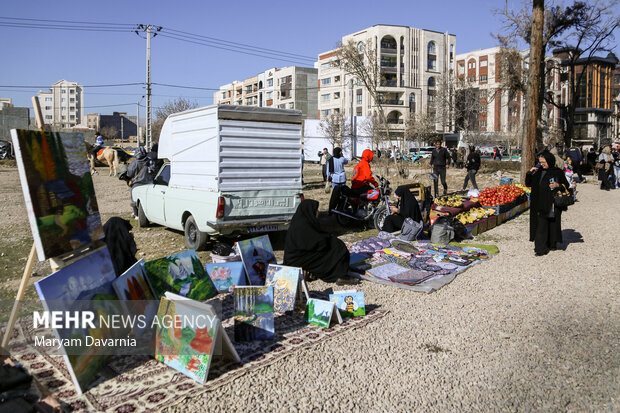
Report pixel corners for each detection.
[283,199,350,282]
[381,186,423,233]
[525,151,570,256]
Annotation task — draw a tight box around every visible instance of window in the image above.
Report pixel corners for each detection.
[427,56,436,71]
[61,98,66,102]
[427,41,436,54]
[45,115,52,119]
[428,77,436,87]
[468,61,476,69]
[45,97,52,102]
[333,108,340,114]
[479,104,487,114]
[356,89,362,105]
[480,60,488,67]
[409,93,416,113]
[479,89,487,98]
[44,106,51,110]
[69,106,75,111]
[246,85,253,93]
[334,92,340,99]
[70,115,75,120]
[615,74,620,85]
[61,89,66,94]
[357,42,364,53]
[321,93,330,101]
[278,104,286,109]
[334,75,340,83]
[321,109,330,117]
[61,115,66,120]
[458,64,465,75]
[321,78,331,85]
[69,89,75,94]
[221,92,226,99]
[450,44,454,61]
[156,165,171,186]
[356,107,362,116]
[61,107,66,111]
[266,91,273,100]
[508,106,517,117]
[479,120,487,128]
[480,75,488,82]
[321,62,330,69]
[267,78,273,87]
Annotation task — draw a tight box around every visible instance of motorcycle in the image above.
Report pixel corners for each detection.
[0,140,12,160]
[331,175,393,229]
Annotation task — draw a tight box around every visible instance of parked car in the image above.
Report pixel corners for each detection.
[132,105,304,250]
[409,147,433,158]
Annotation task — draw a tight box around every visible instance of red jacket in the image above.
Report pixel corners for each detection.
[351,149,378,189]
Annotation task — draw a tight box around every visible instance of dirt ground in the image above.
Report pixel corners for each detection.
[1,159,618,411]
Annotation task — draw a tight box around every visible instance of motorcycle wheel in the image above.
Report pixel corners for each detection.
[373,205,389,231]
[335,205,354,226]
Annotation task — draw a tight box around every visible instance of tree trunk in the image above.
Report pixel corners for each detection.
[521,0,545,183]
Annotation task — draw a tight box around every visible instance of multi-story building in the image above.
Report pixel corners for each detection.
[86,113,100,131]
[553,48,619,146]
[613,65,620,142]
[37,80,84,128]
[317,24,456,142]
[99,112,137,140]
[214,66,318,119]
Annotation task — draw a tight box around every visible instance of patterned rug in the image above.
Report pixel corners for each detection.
[5,294,388,413]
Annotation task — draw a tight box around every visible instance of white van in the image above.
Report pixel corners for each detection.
[132,105,303,250]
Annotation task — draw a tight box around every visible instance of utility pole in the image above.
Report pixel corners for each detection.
[136,24,161,151]
[521,0,544,183]
[136,101,140,148]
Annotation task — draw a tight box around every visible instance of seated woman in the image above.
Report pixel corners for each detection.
[284,200,351,283]
[381,186,423,233]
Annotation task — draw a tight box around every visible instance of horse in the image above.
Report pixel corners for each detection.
[86,143,120,176]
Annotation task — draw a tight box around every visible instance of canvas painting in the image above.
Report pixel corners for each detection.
[236,236,276,285]
[113,259,158,334]
[265,264,300,312]
[33,247,118,394]
[204,261,246,293]
[233,286,274,341]
[144,250,218,301]
[305,298,337,328]
[154,296,219,384]
[329,291,366,317]
[11,129,103,261]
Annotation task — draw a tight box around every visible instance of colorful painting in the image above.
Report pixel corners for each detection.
[265,264,300,313]
[144,250,217,301]
[329,291,366,317]
[11,129,103,261]
[113,259,158,334]
[33,247,118,394]
[154,296,219,384]
[205,261,246,293]
[233,286,274,341]
[305,299,337,328]
[236,236,276,285]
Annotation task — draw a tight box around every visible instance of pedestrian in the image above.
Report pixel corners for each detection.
[456,147,465,169]
[462,145,481,190]
[327,147,349,213]
[586,147,597,174]
[320,148,332,182]
[525,151,570,256]
[597,146,614,191]
[612,147,620,189]
[429,140,449,197]
[566,143,585,182]
[380,186,423,232]
[283,199,353,285]
[450,148,457,167]
[126,147,155,217]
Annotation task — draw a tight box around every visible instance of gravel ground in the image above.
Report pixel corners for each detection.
[1,161,618,411]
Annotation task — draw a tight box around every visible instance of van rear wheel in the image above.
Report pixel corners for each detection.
[184,215,209,251]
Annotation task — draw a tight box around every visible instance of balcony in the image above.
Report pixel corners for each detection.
[382,100,404,106]
[386,119,404,124]
[380,80,397,87]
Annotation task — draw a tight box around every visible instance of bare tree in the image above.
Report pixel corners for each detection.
[99,125,118,140]
[319,112,350,153]
[405,112,437,150]
[151,97,198,142]
[454,78,486,145]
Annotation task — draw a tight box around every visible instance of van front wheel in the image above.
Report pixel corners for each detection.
[184,215,209,251]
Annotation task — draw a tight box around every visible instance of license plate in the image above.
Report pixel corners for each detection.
[247,225,279,233]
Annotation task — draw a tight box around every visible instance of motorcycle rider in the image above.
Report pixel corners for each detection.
[350,149,378,196]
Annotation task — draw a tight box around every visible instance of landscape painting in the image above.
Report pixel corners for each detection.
[11,129,103,261]
[236,235,276,285]
[233,286,274,341]
[144,250,218,301]
[33,247,118,394]
[329,291,366,317]
[305,299,336,328]
[265,264,300,312]
[154,297,218,384]
[205,261,246,293]
[113,259,158,335]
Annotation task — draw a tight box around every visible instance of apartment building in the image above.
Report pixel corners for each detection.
[213,66,318,119]
[86,113,100,131]
[37,80,84,128]
[553,48,619,146]
[317,24,456,141]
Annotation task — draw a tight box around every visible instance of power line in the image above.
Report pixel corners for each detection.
[0,82,143,88]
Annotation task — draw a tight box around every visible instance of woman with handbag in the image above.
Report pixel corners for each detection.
[525,151,570,256]
[597,146,614,191]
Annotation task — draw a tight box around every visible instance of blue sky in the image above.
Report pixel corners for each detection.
[0,0,609,118]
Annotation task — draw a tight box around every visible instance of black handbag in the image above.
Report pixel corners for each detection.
[554,184,574,208]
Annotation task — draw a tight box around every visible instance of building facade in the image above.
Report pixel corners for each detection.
[99,112,137,140]
[0,98,30,140]
[214,66,318,119]
[553,49,619,146]
[317,24,456,142]
[37,80,84,128]
[86,113,100,131]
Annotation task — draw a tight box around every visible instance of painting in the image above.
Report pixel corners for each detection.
[33,247,118,394]
[329,291,366,317]
[11,129,103,261]
[154,296,219,384]
[113,259,158,335]
[265,264,300,313]
[144,250,218,301]
[366,263,412,280]
[305,299,338,328]
[204,261,246,293]
[233,286,274,341]
[236,236,276,285]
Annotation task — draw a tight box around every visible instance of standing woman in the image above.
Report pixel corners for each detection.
[381,186,423,233]
[597,146,614,191]
[526,151,570,256]
[284,200,350,283]
[327,147,349,213]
